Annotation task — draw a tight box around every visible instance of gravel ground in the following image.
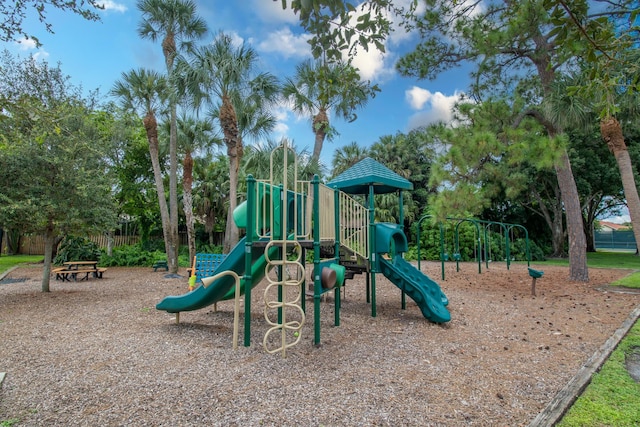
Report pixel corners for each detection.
[1,262,639,426]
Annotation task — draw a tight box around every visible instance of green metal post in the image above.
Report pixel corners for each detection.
[417,217,423,272]
[505,223,511,270]
[334,186,341,327]
[365,193,371,304]
[243,176,255,347]
[369,184,377,317]
[454,220,461,272]
[312,175,321,345]
[398,190,406,310]
[277,185,284,325]
[484,224,490,270]
[301,246,306,313]
[439,223,446,281]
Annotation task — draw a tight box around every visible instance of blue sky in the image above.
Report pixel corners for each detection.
[4,0,471,169]
[3,1,632,224]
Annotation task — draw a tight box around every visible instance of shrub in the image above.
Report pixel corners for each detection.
[99,244,192,268]
[99,244,162,267]
[54,236,101,265]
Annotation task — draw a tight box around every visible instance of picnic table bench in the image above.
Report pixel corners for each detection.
[53,261,106,282]
[152,260,169,272]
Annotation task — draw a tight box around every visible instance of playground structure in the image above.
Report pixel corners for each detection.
[156,141,450,356]
[416,214,532,280]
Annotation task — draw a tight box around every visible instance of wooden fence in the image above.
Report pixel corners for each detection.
[1,232,219,256]
[6,235,141,256]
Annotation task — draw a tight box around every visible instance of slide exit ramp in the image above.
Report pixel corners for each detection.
[156,236,268,314]
[378,256,451,323]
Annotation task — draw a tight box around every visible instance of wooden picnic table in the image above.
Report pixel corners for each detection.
[53,261,106,282]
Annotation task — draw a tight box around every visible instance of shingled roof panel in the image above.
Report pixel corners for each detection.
[326,157,413,195]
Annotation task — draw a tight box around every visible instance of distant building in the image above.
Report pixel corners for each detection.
[598,221,631,232]
[595,221,636,251]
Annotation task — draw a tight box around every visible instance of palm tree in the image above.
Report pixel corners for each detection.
[193,154,229,247]
[600,115,640,256]
[331,141,368,178]
[178,32,280,253]
[137,0,207,272]
[110,69,174,261]
[282,59,379,165]
[546,73,640,256]
[244,138,323,183]
[161,115,222,262]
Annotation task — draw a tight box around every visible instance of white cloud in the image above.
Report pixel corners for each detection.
[273,121,290,138]
[251,0,298,24]
[405,87,461,129]
[213,31,244,48]
[15,38,37,50]
[339,6,397,82]
[348,45,395,82]
[32,50,50,61]
[254,27,311,59]
[15,37,50,60]
[97,0,127,12]
[271,106,292,139]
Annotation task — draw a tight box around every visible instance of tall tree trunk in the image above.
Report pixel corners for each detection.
[168,103,180,273]
[106,231,114,257]
[530,32,588,280]
[600,116,640,256]
[143,113,175,268]
[205,199,216,247]
[41,226,55,292]
[583,216,596,253]
[183,149,197,264]
[6,229,20,255]
[311,109,329,164]
[582,193,603,253]
[555,150,589,281]
[164,32,180,273]
[220,95,241,253]
[529,181,566,257]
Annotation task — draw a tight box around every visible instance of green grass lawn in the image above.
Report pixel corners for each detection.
[535,250,640,289]
[0,255,43,275]
[558,321,640,427]
[539,250,640,269]
[538,250,640,426]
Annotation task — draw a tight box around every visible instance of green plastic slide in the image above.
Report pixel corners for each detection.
[372,222,450,322]
[155,236,270,313]
[378,256,451,323]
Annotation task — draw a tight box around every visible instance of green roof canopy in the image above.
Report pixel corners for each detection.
[326,157,413,195]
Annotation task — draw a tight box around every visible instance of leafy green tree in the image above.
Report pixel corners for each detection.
[396,1,590,281]
[279,0,394,62]
[0,53,117,291]
[89,105,159,255]
[0,0,102,46]
[178,32,280,253]
[283,59,379,165]
[137,0,208,272]
[544,1,640,255]
[369,129,436,226]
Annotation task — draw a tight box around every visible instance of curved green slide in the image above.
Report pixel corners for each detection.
[373,222,450,323]
[379,256,451,323]
[155,236,271,313]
